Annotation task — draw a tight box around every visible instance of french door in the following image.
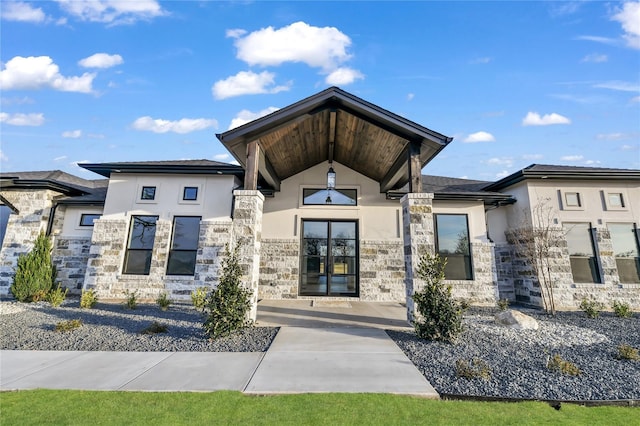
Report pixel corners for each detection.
[300,220,358,296]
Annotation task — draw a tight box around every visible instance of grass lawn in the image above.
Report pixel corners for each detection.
[1,390,637,425]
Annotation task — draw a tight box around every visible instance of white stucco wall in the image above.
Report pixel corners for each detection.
[101,173,237,221]
[59,206,104,237]
[262,161,402,240]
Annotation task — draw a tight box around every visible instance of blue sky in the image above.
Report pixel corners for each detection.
[1,1,639,182]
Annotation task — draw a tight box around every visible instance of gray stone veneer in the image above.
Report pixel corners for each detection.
[259,238,299,299]
[401,193,434,322]
[231,190,264,320]
[53,237,92,293]
[359,240,405,302]
[502,227,640,310]
[0,189,57,294]
[445,242,498,306]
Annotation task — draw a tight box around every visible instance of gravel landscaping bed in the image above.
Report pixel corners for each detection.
[0,299,278,352]
[388,307,640,401]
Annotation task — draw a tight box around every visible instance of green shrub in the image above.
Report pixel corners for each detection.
[55,319,82,332]
[456,358,491,380]
[579,298,603,319]
[612,301,633,318]
[156,292,172,311]
[616,344,639,361]
[547,354,581,376]
[191,287,208,312]
[140,321,169,335]
[80,289,98,309]
[10,232,57,302]
[497,298,510,311]
[47,286,67,307]
[123,290,138,310]
[203,243,252,339]
[412,252,463,343]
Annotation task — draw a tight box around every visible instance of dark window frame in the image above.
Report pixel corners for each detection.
[564,222,602,284]
[141,186,156,200]
[607,222,640,284]
[166,216,201,276]
[302,188,357,206]
[79,213,101,227]
[123,215,158,275]
[434,213,474,281]
[183,186,198,201]
[564,192,581,208]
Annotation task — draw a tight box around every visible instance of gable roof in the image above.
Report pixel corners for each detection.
[217,86,453,192]
[79,159,244,178]
[484,164,640,191]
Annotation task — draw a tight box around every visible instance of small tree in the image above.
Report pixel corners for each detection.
[412,252,463,343]
[203,243,253,339]
[10,232,57,302]
[511,199,559,315]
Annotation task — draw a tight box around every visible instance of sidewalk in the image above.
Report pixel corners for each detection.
[0,328,437,397]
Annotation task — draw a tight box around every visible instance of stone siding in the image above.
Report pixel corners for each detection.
[494,243,515,301]
[401,193,434,322]
[0,189,58,295]
[259,239,299,299]
[53,236,92,293]
[505,227,640,310]
[359,240,405,302]
[231,190,264,320]
[446,242,498,306]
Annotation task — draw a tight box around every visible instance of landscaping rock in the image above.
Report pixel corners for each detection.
[494,309,539,330]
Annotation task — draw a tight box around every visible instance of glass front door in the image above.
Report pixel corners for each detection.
[300,220,358,296]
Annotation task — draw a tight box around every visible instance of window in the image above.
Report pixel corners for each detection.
[564,223,601,283]
[608,193,624,208]
[166,216,201,275]
[123,215,158,275]
[303,188,357,205]
[564,192,581,208]
[183,186,198,201]
[79,214,101,227]
[608,223,640,283]
[141,186,156,200]
[435,214,473,280]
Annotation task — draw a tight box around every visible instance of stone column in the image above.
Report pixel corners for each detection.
[401,192,434,323]
[232,190,264,321]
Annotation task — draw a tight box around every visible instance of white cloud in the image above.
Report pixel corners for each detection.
[612,1,640,49]
[631,96,640,103]
[574,35,619,46]
[62,130,82,138]
[228,107,280,130]
[522,111,571,126]
[79,53,123,69]
[0,96,34,105]
[0,56,95,93]
[0,150,8,162]
[470,57,492,64]
[522,154,544,161]
[407,93,415,101]
[560,155,584,161]
[0,112,44,126]
[226,28,247,38]
[583,160,601,165]
[325,67,364,85]
[55,0,167,25]
[132,116,218,134]
[495,170,510,179]
[1,1,46,22]
[593,80,640,92]
[54,155,67,161]
[581,53,608,63]
[596,132,637,141]
[463,131,495,143]
[231,21,353,71]
[621,144,639,151]
[212,71,290,100]
[213,153,230,161]
[486,157,513,167]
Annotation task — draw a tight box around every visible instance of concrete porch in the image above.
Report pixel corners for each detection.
[255,299,412,329]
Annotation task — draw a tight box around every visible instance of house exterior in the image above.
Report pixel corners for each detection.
[1,88,639,318]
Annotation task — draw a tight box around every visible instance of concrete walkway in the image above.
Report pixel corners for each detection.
[0,301,438,397]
